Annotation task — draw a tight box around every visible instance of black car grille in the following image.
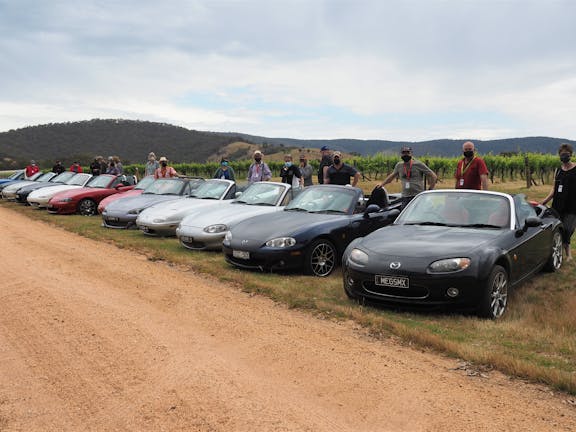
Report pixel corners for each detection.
[180,238,207,249]
[105,219,131,228]
[362,280,429,299]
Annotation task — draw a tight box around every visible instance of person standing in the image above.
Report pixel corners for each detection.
[379,146,437,207]
[247,150,271,183]
[145,152,160,176]
[154,156,179,179]
[299,154,314,187]
[52,160,65,174]
[455,141,489,190]
[25,160,40,178]
[70,161,83,173]
[113,156,123,175]
[317,145,333,184]
[540,143,576,261]
[213,159,235,180]
[280,154,301,188]
[324,151,360,187]
[90,156,102,176]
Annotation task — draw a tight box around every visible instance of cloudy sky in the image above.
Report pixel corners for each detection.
[1,0,575,141]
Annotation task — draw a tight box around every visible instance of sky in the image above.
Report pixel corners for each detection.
[1,0,575,141]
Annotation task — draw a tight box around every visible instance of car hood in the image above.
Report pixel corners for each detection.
[29,185,83,198]
[358,225,501,258]
[180,203,284,228]
[229,210,346,240]
[104,194,184,212]
[17,181,61,192]
[2,180,35,192]
[141,198,230,219]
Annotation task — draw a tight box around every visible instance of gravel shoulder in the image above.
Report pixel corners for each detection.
[0,206,575,431]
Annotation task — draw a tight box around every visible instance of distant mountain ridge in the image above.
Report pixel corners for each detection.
[0,119,573,169]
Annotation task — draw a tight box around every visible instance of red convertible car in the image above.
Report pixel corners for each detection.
[47,174,137,216]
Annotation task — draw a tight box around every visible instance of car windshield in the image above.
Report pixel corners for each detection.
[51,172,76,183]
[8,171,23,179]
[142,178,184,195]
[28,172,43,181]
[134,176,155,190]
[65,173,92,186]
[397,192,511,228]
[233,183,285,206]
[35,172,54,182]
[86,175,114,188]
[190,180,230,199]
[285,187,356,214]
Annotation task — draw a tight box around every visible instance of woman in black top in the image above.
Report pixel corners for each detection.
[541,143,576,261]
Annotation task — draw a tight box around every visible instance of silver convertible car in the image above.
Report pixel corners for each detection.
[136,179,238,236]
[101,177,204,229]
[176,181,292,250]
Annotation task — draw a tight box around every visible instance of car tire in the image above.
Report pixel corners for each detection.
[543,229,563,272]
[306,238,337,277]
[477,265,508,319]
[78,199,97,216]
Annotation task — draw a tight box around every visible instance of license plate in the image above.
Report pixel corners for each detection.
[140,225,150,232]
[233,250,250,260]
[375,275,409,288]
[107,217,119,222]
[180,236,192,243]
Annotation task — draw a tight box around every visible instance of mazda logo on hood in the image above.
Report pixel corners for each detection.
[389,262,401,269]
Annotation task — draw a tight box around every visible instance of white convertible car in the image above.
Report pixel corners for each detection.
[27,173,93,208]
[176,181,292,250]
[135,179,238,236]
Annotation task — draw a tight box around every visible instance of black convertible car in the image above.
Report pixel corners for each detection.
[223,185,401,277]
[342,190,564,319]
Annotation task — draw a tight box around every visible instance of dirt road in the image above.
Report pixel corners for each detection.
[0,206,575,431]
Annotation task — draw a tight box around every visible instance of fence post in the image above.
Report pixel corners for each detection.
[524,155,531,189]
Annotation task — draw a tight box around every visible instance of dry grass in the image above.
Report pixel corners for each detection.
[2,177,576,394]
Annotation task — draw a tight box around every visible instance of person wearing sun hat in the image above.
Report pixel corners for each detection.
[247,150,271,183]
[145,152,160,176]
[154,156,179,179]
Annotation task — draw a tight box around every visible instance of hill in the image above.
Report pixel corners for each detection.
[1,119,574,169]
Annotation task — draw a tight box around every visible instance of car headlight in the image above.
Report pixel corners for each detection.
[153,218,166,223]
[128,209,142,215]
[349,248,369,266]
[204,224,228,233]
[265,237,296,248]
[58,197,73,202]
[428,258,471,273]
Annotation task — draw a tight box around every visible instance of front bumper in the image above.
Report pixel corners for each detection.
[222,244,306,272]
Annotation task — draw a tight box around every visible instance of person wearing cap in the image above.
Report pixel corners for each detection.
[70,161,83,173]
[380,146,437,207]
[280,154,301,188]
[299,153,314,187]
[154,156,179,179]
[317,145,333,184]
[145,152,159,176]
[247,150,272,183]
[25,160,40,178]
[213,158,235,181]
[324,151,360,187]
[455,141,489,190]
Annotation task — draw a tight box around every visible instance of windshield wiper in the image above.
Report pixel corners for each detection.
[309,209,347,214]
[457,223,502,229]
[200,196,219,200]
[404,221,449,226]
[286,207,309,212]
[233,200,248,204]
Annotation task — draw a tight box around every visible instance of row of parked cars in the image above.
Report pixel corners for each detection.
[1,169,564,320]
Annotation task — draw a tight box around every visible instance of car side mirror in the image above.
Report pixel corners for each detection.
[363,204,381,218]
[235,191,243,198]
[524,216,541,229]
[386,208,401,219]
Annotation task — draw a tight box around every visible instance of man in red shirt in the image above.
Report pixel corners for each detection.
[25,160,40,178]
[454,141,489,190]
